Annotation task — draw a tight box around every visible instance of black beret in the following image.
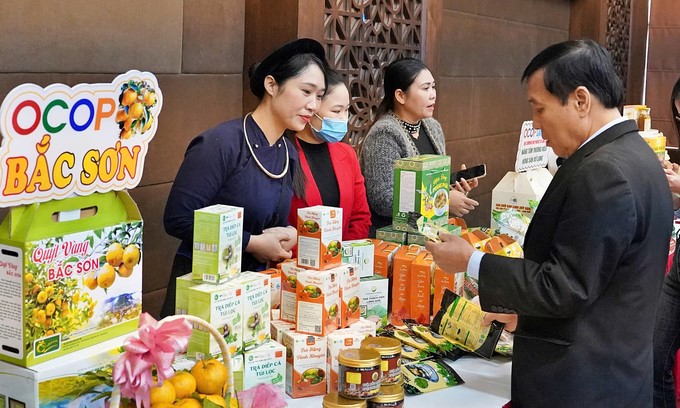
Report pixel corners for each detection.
[249,38,327,99]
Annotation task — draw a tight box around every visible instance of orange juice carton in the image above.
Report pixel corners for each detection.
[175,272,200,315]
[0,334,129,407]
[461,229,493,251]
[331,264,361,328]
[270,319,296,343]
[327,329,368,392]
[243,339,286,391]
[393,154,451,232]
[0,191,142,367]
[359,274,389,328]
[192,204,243,284]
[341,239,375,278]
[374,241,401,278]
[349,317,377,337]
[391,244,422,326]
[432,266,464,317]
[257,268,282,309]
[484,234,524,258]
[278,259,306,323]
[376,226,408,244]
[186,281,242,359]
[231,273,271,351]
[282,331,327,398]
[295,269,340,336]
[297,206,343,270]
[411,251,435,324]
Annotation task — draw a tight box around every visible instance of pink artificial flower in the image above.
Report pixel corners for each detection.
[112,313,192,408]
[237,383,287,408]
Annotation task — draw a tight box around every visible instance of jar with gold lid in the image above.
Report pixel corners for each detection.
[361,337,402,385]
[338,348,383,399]
[324,392,368,408]
[368,384,405,408]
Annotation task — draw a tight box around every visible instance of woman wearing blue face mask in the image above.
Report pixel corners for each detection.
[287,69,371,240]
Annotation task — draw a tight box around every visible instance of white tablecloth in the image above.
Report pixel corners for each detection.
[284,355,512,407]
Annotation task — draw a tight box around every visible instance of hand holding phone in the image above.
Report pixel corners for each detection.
[451,164,486,183]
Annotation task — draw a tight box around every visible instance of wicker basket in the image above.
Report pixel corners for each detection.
[110,314,235,407]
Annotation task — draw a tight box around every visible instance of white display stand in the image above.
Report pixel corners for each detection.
[285,355,512,407]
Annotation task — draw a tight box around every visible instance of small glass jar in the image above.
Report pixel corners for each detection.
[338,348,382,399]
[637,106,651,131]
[368,384,405,408]
[323,392,368,408]
[361,337,402,385]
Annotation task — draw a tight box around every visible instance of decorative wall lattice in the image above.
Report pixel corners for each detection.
[606,0,631,95]
[323,0,424,148]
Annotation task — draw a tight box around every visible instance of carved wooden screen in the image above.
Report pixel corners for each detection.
[606,0,631,95]
[322,0,424,149]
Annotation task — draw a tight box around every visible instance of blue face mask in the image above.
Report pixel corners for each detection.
[311,114,348,143]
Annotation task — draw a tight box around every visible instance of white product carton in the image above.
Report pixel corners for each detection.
[231,273,271,351]
[192,204,243,284]
[326,329,368,392]
[331,264,361,328]
[359,274,389,328]
[187,282,242,358]
[297,206,343,270]
[243,340,286,391]
[349,317,377,337]
[295,269,340,336]
[282,331,327,398]
[175,272,200,315]
[279,259,306,323]
[341,239,375,278]
[270,320,296,343]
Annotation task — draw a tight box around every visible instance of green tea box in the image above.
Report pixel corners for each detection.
[243,340,286,391]
[231,273,271,351]
[375,226,408,244]
[0,191,142,367]
[192,204,243,284]
[187,282,243,359]
[407,224,462,245]
[359,274,389,328]
[175,272,200,315]
[393,155,451,232]
[341,239,375,278]
[0,334,128,407]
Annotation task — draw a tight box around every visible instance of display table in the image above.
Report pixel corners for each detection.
[284,355,512,407]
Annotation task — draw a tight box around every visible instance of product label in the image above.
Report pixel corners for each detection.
[0,245,23,359]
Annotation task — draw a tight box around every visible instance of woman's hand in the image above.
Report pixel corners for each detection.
[263,226,297,252]
[665,167,680,195]
[246,232,293,264]
[451,164,479,194]
[449,189,478,217]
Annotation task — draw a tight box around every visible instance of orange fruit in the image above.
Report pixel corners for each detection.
[191,359,228,395]
[123,244,141,269]
[167,371,196,399]
[106,243,124,267]
[150,404,174,408]
[45,303,56,316]
[143,91,156,106]
[203,395,226,408]
[128,102,144,119]
[173,398,202,407]
[120,129,132,139]
[97,264,116,289]
[149,380,176,405]
[36,291,48,303]
[115,109,128,122]
[122,89,137,107]
[117,264,133,278]
[83,271,98,290]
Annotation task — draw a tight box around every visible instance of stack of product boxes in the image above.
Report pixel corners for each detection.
[176,204,286,393]
[0,191,144,406]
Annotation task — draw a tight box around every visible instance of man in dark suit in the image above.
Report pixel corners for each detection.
[427,40,673,407]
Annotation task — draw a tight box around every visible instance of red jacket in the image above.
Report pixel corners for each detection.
[288,138,371,240]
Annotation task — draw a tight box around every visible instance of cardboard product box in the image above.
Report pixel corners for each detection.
[192,205,243,284]
[410,251,435,324]
[0,334,128,408]
[295,269,339,337]
[375,226,407,244]
[331,264,361,328]
[326,329,367,393]
[359,274,389,328]
[257,268,282,310]
[186,282,242,359]
[391,244,422,326]
[297,206,343,270]
[483,234,524,258]
[0,191,142,368]
[432,267,465,317]
[348,317,377,337]
[175,272,200,315]
[341,239,375,278]
[373,241,401,279]
[282,331,327,398]
[243,340,286,391]
[407,224,462,245]
[393,155,451,232]
[278,259,306,323]
[461,229,493,251]
[231,273,271,351]
[490,167,552,230]
[270,319,296,344]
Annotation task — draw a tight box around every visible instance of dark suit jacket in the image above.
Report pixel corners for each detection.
[480,120,673,407]
[288,138,371,240]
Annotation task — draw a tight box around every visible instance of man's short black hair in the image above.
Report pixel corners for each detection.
[522,40,623,109]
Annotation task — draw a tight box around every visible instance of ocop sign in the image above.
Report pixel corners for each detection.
[0,70,162,207]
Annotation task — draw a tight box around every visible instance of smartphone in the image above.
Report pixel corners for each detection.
[451,164,486,183]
